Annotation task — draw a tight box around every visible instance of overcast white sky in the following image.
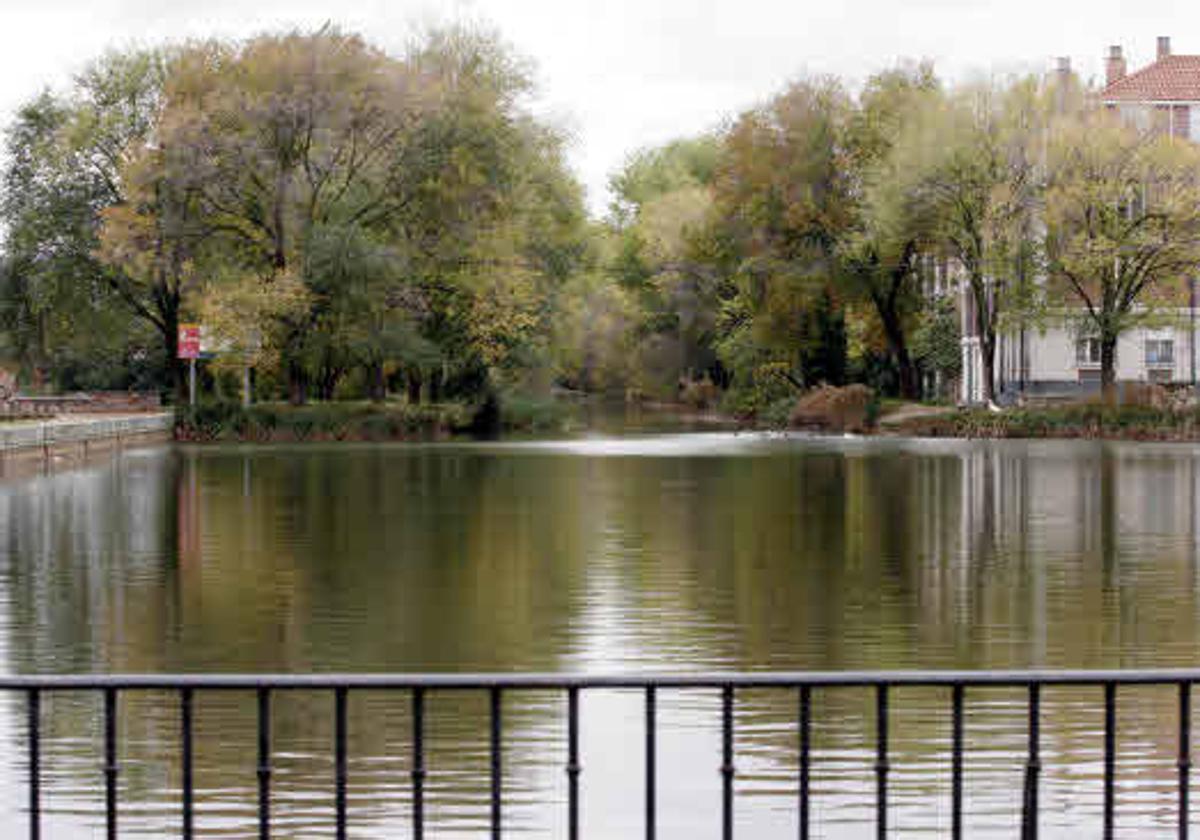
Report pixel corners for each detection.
[0,0,1197,215]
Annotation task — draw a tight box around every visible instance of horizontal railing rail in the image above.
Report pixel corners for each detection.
[11,669,1200,840]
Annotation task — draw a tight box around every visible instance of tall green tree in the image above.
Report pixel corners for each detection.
[604,135,725,395]
[839,63,940,398]
[711,78,854,399]
[1,51,167,391]
[899,79,1046,403]
[1044,110,1200,395]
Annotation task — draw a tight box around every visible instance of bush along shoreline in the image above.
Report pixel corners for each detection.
[174,396,576,443]
[885,403,1200,441]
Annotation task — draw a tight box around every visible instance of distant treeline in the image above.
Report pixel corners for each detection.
[3,26,1199,414]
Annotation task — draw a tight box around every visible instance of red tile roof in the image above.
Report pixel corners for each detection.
[1102,55,1200,102]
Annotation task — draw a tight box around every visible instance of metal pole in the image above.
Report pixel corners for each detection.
[189,358,197,408]
[1190,276,1196,401]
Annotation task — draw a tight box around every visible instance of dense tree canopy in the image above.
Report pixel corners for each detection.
[2,27,1187,414]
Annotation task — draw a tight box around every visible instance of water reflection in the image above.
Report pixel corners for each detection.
[1,437,1199,835]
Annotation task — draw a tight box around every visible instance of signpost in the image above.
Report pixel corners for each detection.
[178,324,201,407]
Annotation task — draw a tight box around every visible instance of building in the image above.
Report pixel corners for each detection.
[960,37,1200,404]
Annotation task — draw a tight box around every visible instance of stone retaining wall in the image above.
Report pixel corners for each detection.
[0,415,174,472]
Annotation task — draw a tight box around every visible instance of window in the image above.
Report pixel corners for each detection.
[1146,339,1175,366]
[1077,337,1102,366]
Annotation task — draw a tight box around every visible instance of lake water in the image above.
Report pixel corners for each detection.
[2,433,1200,837]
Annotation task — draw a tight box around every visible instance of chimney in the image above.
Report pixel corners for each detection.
[1106,45,1126,87]
[1055,57,1071,113]
[1158,36,1171,60]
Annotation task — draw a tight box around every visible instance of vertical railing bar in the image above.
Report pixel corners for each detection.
[1104,682,1116,840]
[1022,683,1041,840]
[181,688,194,840]
[646,686,656,840]
[875,685,888,840]
[412,687,425,840]
[28,688,40,840]
[491,686,502,840]
[721,684,735,840]
[567,687,581,840]
[1180,682,1191,840]
[952,683,964,840]
[104,687,117,840]
[799,685,811,840]
[335,687,348,840]
[257,687,271,840]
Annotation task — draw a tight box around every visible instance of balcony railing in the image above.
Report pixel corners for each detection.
[5,669,1200,839]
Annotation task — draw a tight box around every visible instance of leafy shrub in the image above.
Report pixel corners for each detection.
[789,384,877,432]
[498,394,573,432]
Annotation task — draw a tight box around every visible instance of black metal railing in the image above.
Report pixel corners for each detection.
[5,669,1200,839]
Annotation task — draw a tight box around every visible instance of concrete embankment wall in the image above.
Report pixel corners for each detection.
[0,414,174,477]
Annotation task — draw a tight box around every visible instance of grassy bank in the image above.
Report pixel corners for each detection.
[886,403,1200,441]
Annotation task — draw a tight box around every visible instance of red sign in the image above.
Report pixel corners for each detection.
[178,324,201,360]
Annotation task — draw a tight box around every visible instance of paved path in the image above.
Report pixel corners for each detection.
[877,403,955,427]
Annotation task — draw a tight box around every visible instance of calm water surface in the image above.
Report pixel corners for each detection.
[2,433,1200,837]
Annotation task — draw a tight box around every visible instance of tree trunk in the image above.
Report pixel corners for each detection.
[878,307,919,400]
[969,276,997,405]
[406,369,422,404]
[428,366,443,403]
[161,310,184,405]
[367,361,386,402]
[315,362,343,401]
[979,332,996,405]
[288,359,308,406]
[1100,335,1118,404]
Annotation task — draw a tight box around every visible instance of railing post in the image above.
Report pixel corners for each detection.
[799,685,811,840]
[1104,683,1116,840]
[491,687,502,840]
[721,685,735,840]
[646,686,657,840]
[181,688,194,840]
[952,684,964,840]
[335,687,348,840]
[1022,684,1041,840]
[412,687,425,840]
[28,689,39,840]
[104,688,118,840]
[257,688,271,840]
[1180,682,1192,840]
[567,687,581,840]
[875,686,888,840]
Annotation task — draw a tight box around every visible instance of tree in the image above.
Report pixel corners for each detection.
[1,56,165,392]
[901,79,1046,404]
[1044,111,1200,396]
[840,64,940,398]
[711,78,855,402]
[604,135,725,395]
